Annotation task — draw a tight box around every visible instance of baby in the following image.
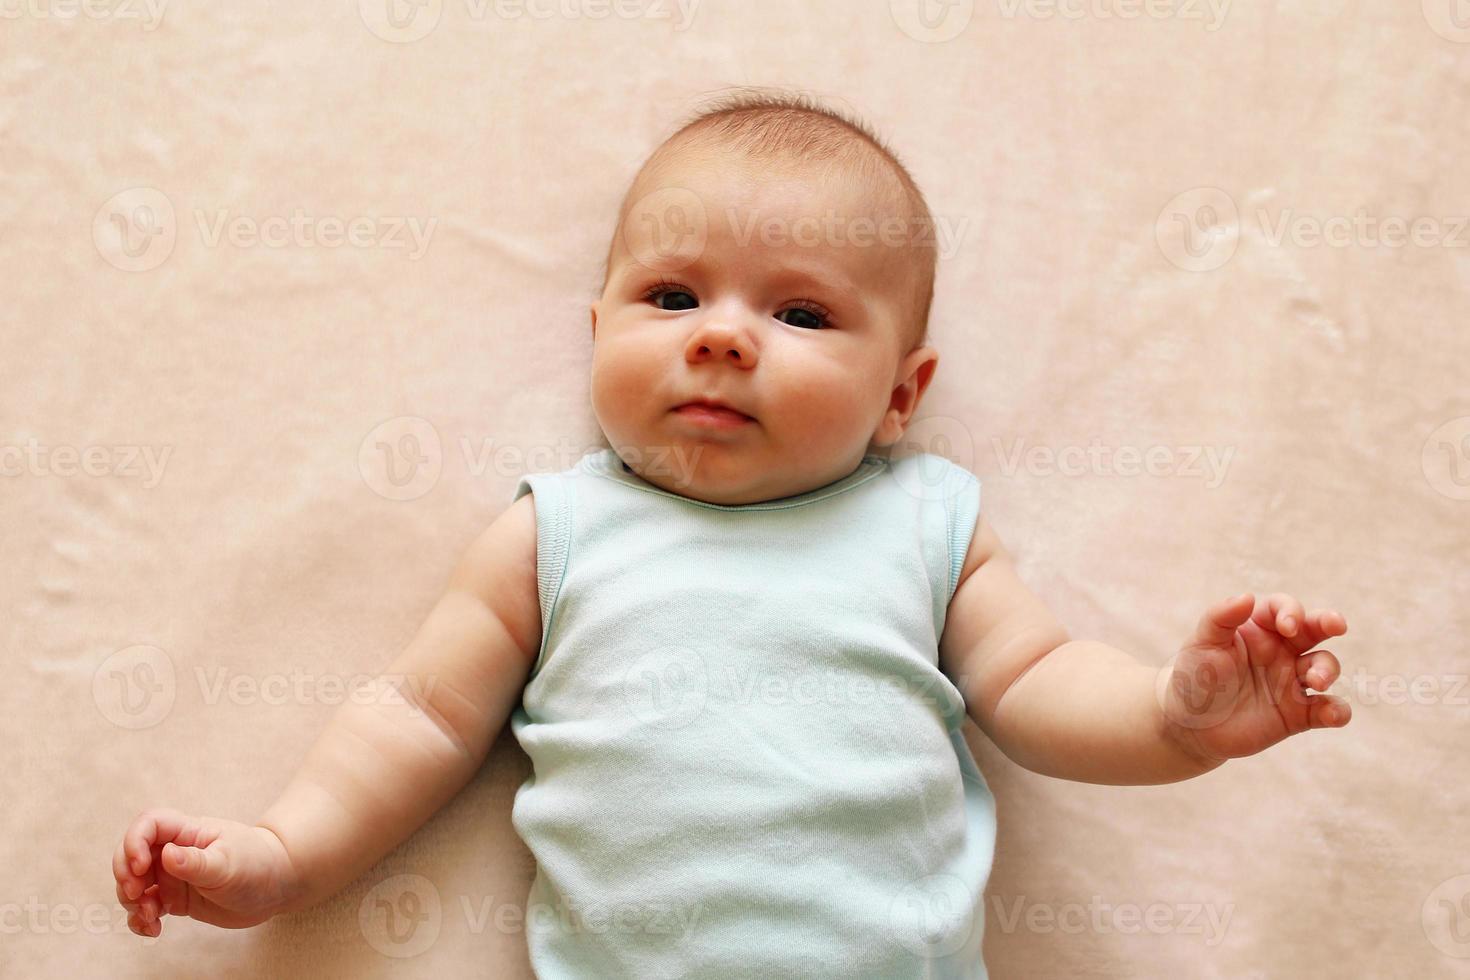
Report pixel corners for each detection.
[111,89,1353,978]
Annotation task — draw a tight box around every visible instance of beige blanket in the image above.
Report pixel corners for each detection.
[5,2,1467,976]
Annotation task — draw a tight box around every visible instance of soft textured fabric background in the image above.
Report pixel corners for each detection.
[3,2,1467,977]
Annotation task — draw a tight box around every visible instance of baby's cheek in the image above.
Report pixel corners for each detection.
[787,372,874,439]
[591,342,657,427]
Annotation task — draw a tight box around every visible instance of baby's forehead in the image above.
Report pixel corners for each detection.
[631,140,909,229]
[615,143,919,285]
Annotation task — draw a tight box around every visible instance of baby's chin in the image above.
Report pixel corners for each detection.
[635,444,880,507]
[626,442,756,497]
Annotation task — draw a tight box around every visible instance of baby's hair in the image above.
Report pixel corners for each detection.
[607,86,937,354]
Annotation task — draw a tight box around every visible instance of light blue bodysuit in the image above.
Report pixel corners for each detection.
[509,446,995,978]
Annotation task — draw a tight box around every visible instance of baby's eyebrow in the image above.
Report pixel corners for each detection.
[762,261,864,304]
[616,250,869,307]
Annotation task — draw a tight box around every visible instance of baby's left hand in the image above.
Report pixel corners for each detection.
[1158,592,1351,766]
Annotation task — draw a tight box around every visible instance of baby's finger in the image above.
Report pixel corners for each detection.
[114,873,141,922]
[127,907,161,938]
[1295,649,1340,691]
[113,839,145,902]
[1253,593,1307,639]
[126,885,162,928]
[1281,607,1348,655]
[125,808,198,878]
[157,841,218,917]
[1306,693,1352,729]
[1192,592,1255,647]
[115,874,156,937]
[140,883,164,923]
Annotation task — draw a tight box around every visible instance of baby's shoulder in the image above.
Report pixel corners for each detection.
[451,493,541,660]
[883,451,981,502]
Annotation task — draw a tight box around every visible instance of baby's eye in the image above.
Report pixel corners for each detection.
[775,303,829,330]
[643,284,698,311]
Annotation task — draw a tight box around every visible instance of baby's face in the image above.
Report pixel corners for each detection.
[590,145,937,506]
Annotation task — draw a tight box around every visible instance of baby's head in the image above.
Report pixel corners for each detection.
[590,88,942,505]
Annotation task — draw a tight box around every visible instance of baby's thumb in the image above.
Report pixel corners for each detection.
[162,841,229,890]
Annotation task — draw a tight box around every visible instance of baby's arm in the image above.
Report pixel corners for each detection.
[937,511,1352,785]
[113,495,541,934]
[258,495,542,911]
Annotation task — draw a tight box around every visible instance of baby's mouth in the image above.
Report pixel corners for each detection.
[670,401,756,428]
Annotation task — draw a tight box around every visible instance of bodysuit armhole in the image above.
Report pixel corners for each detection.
[896,452,984,646]
[512,471,574,681]
[944,466,983,606]
[936,458,983,729]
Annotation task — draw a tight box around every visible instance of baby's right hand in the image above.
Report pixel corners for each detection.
[113,807,301,937]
